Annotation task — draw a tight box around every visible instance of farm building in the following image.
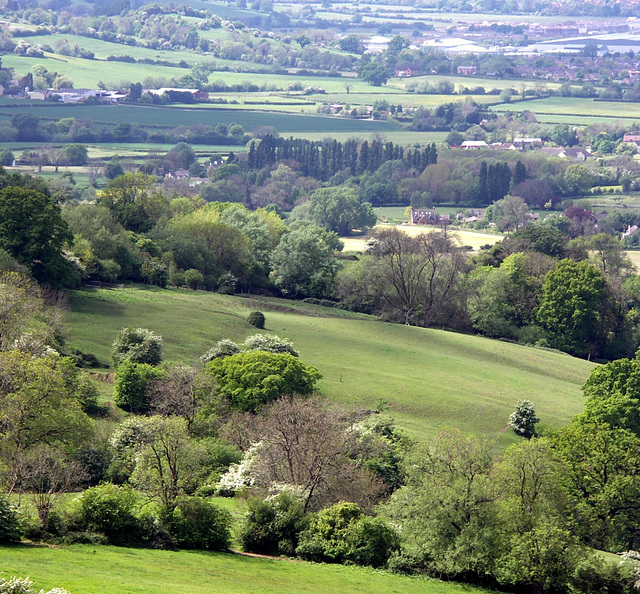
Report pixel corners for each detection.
[145,88,209,100]
[410,208,451,225]
[364,36,391,54]
[461,140,488,149]
[540,147,591,160]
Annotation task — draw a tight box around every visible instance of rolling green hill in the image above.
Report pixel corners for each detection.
[67,286,595,446]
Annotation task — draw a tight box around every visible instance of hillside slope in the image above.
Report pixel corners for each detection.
[0,544,491,594]
[67,286,595,445]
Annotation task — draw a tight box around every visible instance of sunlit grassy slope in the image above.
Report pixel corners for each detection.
[0,544,492,594]
[67,287,594,447]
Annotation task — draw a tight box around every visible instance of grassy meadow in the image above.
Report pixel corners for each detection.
[340,225,502,252]
[67,287,594,446]
[0,544,490,594]
[492,97,640,124]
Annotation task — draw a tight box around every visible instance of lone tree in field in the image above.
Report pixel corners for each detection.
[509,400,539,438]
[112,327,163,367]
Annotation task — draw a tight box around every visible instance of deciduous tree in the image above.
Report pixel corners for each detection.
[0,187,77,287]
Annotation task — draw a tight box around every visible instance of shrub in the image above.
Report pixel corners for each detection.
[240,493,308,556]
[0,495,20,543]
[207,351,321,412]
[296,502,398,567]
[184,269,204,290]
[241,334,298,357]
[247,311,265,328]
[114,360,163,412]
[201,335,298,364]
[509,400,539,438]
[73,483,143,546]
[0,575,70,594]
[200,338,240,364]
[163,497,231,550]
[111,327,163,367]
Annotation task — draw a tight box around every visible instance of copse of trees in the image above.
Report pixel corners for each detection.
[247,134,437,181]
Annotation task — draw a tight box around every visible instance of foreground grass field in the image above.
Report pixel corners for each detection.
[0,544,489,594]
[67,287,595,446]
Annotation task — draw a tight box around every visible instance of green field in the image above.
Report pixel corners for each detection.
[0,544,489,594]
[492,97,640,124]
[9,34,200,65]
[1,54,189,90]
[340,225,503,252]
[0,103,401,134]
[67,287,594,446]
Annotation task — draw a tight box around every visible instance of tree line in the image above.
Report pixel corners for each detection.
[247,134,438,181]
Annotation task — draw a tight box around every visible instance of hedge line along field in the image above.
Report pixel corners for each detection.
[0,544,492,594]
[67,287,594,447]
[0,103,402,134]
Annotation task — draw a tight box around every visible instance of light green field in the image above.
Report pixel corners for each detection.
[277,130,448,144]
[206,72,390,94]
[10,34,199,65]
[395,75,558,93]
[0,142,244,157]
[493,97,640,123]
[0,544,489,594]
[340,225,502,252]
[625,251,640,269]
[176,100,322,113]
[306,91,500,107]
[1,54,188,89]
[67,287,594,446]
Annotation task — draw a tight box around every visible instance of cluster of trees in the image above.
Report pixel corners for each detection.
[247,134,437,182]
[6,154,640,362]
[337,222,640,361]
[4,113,248,147]
[66,179,360,294]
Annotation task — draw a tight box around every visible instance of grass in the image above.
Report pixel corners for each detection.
[284,131,449,144]
[10,34,200,65]
[492,97,640,124]
[66,287,594,446]
[340,225,503,252]
[625,250,640,269]
[1,54,189,90]
[0,543,490,594]
[395,75,559,93]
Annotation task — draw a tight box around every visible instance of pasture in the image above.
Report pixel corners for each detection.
[340,224,502,252]
[0,544,490,594]
[1,54,188,90]
[66,287,594,446]
[395,74,558,93]
[492,97,640,124]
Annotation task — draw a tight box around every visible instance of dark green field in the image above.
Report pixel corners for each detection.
[0,103,401,134]
[67,287,595,446]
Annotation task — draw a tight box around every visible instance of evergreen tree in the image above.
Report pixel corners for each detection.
[513,160,527,186]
